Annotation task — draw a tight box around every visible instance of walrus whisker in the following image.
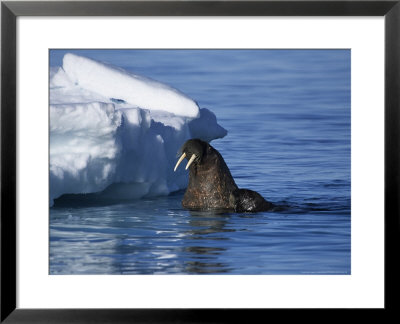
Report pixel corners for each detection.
[185,154,197,170]
[174,152,186,172]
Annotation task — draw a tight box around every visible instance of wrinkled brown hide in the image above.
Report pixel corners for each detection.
[178,139,273,213]
[182,146,238,210]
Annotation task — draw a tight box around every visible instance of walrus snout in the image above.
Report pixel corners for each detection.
[174,139,207,171]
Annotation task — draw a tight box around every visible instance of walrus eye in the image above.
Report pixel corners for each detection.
[185,154,197,170]
[174,152,186,172]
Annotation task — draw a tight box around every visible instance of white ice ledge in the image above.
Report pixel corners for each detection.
[49,53,227,206]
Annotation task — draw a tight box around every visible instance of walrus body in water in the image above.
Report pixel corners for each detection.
[174,139,273,213]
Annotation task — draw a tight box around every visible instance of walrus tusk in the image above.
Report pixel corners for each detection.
[185,154,197,170]
[174,153,186,172]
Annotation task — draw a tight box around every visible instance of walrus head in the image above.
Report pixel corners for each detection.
[174,139,238,210]
[174,138,209,171]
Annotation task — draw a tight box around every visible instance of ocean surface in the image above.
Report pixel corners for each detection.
[49,49,351,275]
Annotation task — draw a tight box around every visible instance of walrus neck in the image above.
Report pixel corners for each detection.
[190,152,235,181]
[182,151,238,211]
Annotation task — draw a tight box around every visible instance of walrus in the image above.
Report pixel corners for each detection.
[174,139,273,213]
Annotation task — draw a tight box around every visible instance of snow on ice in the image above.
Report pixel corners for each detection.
[50,53,227,206]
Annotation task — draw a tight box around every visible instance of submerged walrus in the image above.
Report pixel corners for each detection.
[174,139,273,213]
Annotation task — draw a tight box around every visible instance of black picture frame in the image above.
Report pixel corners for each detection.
[1,0,399,322]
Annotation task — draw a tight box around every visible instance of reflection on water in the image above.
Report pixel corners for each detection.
[187,212,235,238]
[51,191,350,275]
[51,195,238,274]
[184,213,233,273]
[185,260,230,274]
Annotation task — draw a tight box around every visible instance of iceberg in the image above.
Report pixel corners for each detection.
[49,53,227,206]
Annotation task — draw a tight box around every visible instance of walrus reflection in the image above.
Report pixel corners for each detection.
[174,139,273,212]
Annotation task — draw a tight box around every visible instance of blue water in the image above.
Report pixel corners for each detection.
[49,49,351,275]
